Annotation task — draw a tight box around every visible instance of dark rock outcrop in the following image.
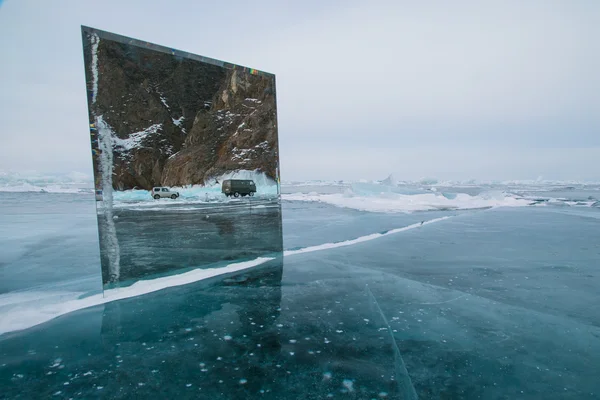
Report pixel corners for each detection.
[162,69,278,186]
[84,33,279,191]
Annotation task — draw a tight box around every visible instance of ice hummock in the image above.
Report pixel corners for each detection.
[281,179,600,212]
[380,174,397,186]
[283,181,538,213]
[113,169,278,203]
[283,190,532,213]
[0,170,94,193]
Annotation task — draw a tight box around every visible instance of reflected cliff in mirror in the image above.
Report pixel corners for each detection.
[81,26,283,291]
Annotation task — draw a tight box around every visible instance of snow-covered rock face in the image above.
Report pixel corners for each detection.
[83,33,279,191]
[112,124,162,152]
[161,71,279,188]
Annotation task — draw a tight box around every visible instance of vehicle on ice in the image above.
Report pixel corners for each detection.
[222,179,256,197]
[152,187,180,199]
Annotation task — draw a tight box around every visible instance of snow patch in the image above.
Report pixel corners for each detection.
[159,94,169,109]
[113,124,162,151]
[172,116,185,132]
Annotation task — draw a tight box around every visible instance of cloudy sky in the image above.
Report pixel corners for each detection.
[0,0,598,181]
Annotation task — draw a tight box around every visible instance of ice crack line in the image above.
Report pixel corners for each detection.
[283,216,451,257]
[366,284,418,400]
[404,294,468,306]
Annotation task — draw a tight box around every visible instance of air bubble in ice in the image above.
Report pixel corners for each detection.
[342,379,354,392]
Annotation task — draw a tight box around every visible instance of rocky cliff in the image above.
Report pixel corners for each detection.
[84,33,279,191]
[162,68,279,187]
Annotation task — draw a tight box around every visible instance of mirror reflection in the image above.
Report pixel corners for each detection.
[81,27,283,291]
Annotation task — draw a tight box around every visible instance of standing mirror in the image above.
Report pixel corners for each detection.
[81,26,283,293]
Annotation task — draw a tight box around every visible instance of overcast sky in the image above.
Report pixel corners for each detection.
[0,0,598,181]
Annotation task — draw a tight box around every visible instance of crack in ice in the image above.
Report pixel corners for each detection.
[284,216,451,257]
[0,217,450,335]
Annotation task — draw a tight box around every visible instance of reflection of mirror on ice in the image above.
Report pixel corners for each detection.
[97,199,283,288]
[82,26,283,289]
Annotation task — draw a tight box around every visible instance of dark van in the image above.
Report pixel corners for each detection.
[222,179,256,197]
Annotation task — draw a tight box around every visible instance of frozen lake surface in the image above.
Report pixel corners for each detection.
[1,182,599,399]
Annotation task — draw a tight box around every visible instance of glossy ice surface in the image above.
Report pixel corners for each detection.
[1,185,599,399]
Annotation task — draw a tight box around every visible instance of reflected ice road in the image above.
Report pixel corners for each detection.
[98,198,283,286]
[1,191,600,399]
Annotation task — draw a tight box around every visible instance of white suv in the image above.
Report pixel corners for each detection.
[152,187,180,199]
